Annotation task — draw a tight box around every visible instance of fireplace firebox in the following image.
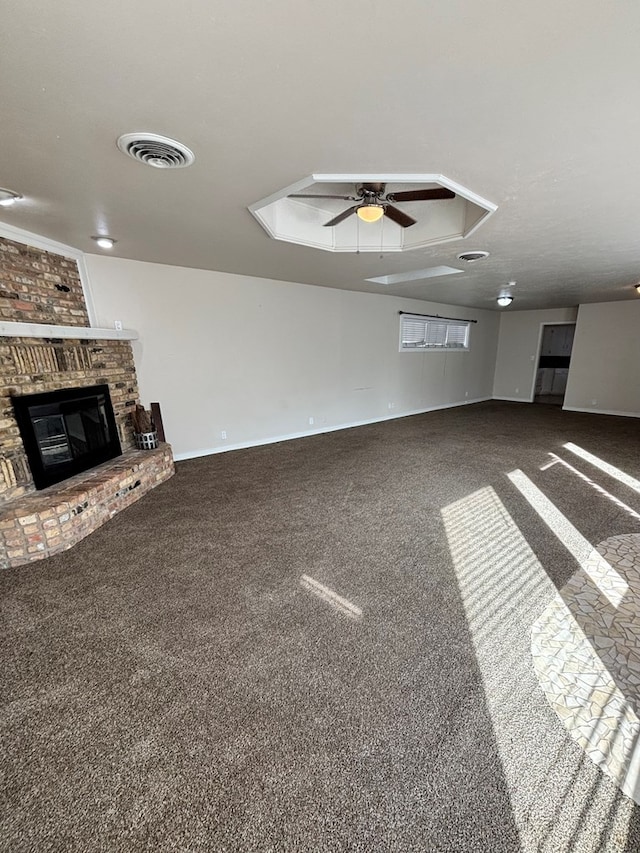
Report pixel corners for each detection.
[11,385,122,490]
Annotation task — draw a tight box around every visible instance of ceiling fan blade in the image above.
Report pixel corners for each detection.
[386,188,455,202]
[324,205,359,227]
[288,194,357,200]
[383,204,417,228]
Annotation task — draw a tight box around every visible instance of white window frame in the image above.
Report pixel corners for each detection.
[399,313,471,352]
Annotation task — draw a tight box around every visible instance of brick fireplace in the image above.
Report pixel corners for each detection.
[0,235,174,569]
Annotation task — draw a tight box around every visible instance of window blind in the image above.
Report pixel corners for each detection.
[400,314,470,351]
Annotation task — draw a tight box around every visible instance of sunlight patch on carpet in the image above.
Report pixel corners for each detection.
[539,453,640,523]
[564,443,640,496]
[442,485,635,851]
[299,574,363,621]
[532,534,640,806]
[508,469,628,608]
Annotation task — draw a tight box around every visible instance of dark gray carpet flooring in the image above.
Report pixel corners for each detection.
[2,401,640,852]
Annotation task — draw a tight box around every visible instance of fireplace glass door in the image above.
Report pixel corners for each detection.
[33,413,73,466]
[12,385,122,490]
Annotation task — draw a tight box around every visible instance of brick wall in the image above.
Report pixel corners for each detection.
[0,236,88,326]
[0,338,139,502]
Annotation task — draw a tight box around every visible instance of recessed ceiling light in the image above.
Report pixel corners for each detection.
[497,295,514,307]
[457,250,489,262]
[0,188,23,207]
[92,236,116,250]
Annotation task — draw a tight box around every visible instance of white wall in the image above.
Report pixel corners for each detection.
[84,255,500,459]
[564,300,640,417]
[493,307,578,401]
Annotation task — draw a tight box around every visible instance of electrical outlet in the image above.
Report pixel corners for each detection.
[220,430,227,440]
[591,399,597,406]
[464,391,468,398]
[515,388,519,394]
[114,320,123,331]
[388,402,395,410]
[308,417,314,425]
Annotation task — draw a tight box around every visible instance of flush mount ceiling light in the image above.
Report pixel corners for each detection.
[457,250,489,262]
[0,188,23,207]
[117,132,195,169]
[497,295,514,307]
[92,236,116,250]
[356,204,385,223]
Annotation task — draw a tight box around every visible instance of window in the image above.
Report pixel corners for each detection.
[399,313,470,351]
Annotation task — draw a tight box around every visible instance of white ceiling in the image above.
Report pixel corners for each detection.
[2,0,640,310]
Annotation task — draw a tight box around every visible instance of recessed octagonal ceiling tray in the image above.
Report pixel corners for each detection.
[249,173,497,253]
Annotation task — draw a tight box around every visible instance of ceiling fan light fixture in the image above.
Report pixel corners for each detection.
[356,204,384,223]
[497,295,514,307]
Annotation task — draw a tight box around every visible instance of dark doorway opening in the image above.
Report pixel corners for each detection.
[534,324,575,406]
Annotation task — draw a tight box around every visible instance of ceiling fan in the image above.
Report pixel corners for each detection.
[287,182,455,228]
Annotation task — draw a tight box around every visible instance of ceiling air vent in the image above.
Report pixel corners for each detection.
[116,132,195,169]
[457,250,489,262]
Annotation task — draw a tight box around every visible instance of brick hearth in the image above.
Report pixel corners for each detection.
[0,444,174,569]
